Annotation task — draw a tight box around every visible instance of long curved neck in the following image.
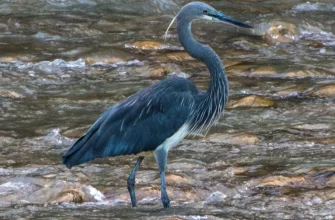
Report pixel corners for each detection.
[177,18,228,104]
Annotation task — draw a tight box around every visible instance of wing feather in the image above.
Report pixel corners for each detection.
[62,76,198,168]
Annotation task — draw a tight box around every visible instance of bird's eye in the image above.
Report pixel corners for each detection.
[203,9,208,14]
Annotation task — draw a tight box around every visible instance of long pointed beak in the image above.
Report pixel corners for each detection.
[213,13,253,28]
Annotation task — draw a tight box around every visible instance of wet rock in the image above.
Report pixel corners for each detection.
[0,178,105,204]
[264,21,298,44]
[0,54,37,62]
[149,66,169,78]
[125,41,166,50]
[311,137,335,145]
[232,165,265,176]
[83,50,135,65]
[292,123,330,130]
[0,91,24,98]
[273,85,306,97]
[311,84,335,97]
[256,167,335,195]
[226,95,275,109]
[227,64,274,77]
[207,132,259,145]
[0,56,18,62]
[257,175,306,188]
[53,188,85,203]
[224,165,269,178]
[228,64,332,78]
[285,69,329,78]
[62,127,88,138]
[165,173,192,185]
[246,65,276,76]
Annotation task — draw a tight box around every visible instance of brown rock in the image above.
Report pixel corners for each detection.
[311,137,335,145]
[256,167,335,195]
[165,173,191,185]
[53,189,85,203]
[227,65,331,78]
[62,127,88,138]
[125,41,165,50]
[149,66,169,78]
[232,165,267,177]
[85,56,125,65]
[257,175,306,188]
[0,56,18,62]
[274,85,306,97]
[207,133,259,145]
[0,91,24,98]
[250,65,277,75]
[292,123,330,130]
[265,21,298,44]
[311,84,335,97]
[83,50,135,65]
[233,167,248,175]
[226,95,275,109]
[285,69,326,78]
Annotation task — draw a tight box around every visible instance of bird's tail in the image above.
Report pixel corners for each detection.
[62,130,97,169]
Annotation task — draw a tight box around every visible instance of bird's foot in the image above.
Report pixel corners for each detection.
[162,197,170,208]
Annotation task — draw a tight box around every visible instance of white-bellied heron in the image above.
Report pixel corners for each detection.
[62,1,252,208]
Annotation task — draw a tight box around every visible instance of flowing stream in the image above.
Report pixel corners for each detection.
[1,0,335,219]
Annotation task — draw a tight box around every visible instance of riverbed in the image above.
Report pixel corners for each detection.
[1,0,335,219]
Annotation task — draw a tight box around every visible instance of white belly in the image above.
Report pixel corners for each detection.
[156,123,190,153]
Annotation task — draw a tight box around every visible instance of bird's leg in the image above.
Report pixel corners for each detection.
[127,156,144,207]
[154,147,170,208]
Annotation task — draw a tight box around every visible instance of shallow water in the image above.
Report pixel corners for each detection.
[1,0,335,219]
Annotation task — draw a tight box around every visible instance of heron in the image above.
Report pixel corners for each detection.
[62,1,252,208]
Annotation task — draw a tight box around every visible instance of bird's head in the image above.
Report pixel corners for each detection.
[176,2,252,28]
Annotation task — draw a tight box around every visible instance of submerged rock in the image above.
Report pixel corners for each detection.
[227,64,332,78]
[310,137,335,145]
[256,167,335,195]
[273,85,306,97]
[0,91,25,98]
[264,21,298,44]
[62,127,88,138]
[83,49,136,65]
[125,41,166,50]
[226,95,275,109]
[310,84,335,97]
[0,178,105,204]
[149,66,169,78]
[291,123,331,130]
[207,132,259,145]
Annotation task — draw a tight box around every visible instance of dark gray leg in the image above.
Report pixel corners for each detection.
[127,156,144,207]
[155,147,170,208]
